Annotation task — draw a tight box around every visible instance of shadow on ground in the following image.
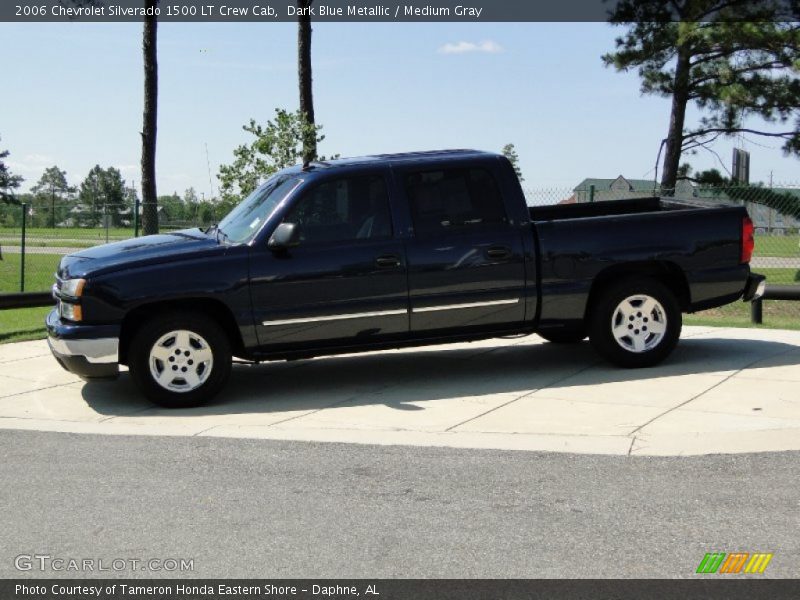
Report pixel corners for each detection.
[80,334,800,418]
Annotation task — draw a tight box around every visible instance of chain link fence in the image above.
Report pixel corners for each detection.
[0,200,226,294]
[1,183,799,294]
[524,181,800,287]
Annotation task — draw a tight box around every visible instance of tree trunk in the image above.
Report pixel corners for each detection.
[141,2,159,235]
[660,47,692,195]
[298,0,316,164]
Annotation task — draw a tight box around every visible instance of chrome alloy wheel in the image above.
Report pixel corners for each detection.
[148,330,214,393]
[610,294,668,354]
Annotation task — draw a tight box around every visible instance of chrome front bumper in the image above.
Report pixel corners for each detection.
[47,336,120,379]
[45,308,120,379]
[47,336,119,364]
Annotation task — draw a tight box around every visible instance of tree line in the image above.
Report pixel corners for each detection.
[0,160,222,230]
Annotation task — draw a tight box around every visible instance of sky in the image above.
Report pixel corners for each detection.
[2,21,798,199]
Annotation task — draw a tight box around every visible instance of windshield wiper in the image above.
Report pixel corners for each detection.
[215,226,230,244]
[204,223,229,243]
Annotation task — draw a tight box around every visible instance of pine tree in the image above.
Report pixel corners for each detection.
[604,1,800,193]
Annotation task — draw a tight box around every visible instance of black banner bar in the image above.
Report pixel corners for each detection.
[3,580,800,600]
[3,0,799,23]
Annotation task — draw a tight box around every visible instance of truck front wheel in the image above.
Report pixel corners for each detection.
[128,312,232,408]
[589,278,681,368]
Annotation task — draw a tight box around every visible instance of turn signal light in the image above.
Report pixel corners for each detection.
[60,302,83,322]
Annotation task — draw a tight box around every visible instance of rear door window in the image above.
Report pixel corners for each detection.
[404,168,507,236]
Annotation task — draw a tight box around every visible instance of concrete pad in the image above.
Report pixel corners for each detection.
[0,326,798,456]
[676,377,800,420]
[0,416,222,437]
[0,374,57,397]
[0,339,51,363]
[631,428,800,456]
[0,355,82,386]
[453,395,664,436]
[0,381,149,423]
[203,426,635,455]
[666,336,788,373]
[277,391,527,433]
[638,408,800,435]
[536,370,729,408]
[737,351,800,382]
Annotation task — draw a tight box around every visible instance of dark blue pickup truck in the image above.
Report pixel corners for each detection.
[47,150,765,407]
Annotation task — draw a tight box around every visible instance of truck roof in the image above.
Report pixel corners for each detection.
[294,149,499,172]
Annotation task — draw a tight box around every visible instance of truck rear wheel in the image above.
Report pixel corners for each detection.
[128,312,232,408]
[589,278,681,368]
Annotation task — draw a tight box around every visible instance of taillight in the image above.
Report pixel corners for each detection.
[741,217,755,264]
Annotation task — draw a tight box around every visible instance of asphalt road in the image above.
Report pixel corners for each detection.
[1,430,798,579]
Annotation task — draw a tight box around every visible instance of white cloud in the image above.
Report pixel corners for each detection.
[438,40,504,55]
[5,154,56,183]
[23,153,54,164]
[7,154,55,172]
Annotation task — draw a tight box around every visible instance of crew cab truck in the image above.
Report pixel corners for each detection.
[47,150,766,408]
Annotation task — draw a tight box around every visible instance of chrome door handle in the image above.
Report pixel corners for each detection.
[486,246,512,260]
[375,255,401,268]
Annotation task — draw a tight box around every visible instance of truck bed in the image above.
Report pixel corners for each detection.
[529,196,687,222]
[529,196,751,331]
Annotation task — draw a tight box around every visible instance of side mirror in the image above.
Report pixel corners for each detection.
[268,222,301,250]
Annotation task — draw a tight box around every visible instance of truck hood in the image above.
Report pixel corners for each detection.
[58,229,225,279]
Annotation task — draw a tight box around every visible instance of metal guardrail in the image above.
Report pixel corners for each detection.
[750,285,800,324]
[0,292,53,310]
[763,285,800,301]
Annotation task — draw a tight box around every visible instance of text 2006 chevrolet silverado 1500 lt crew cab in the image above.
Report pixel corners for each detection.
[47,150,766,407]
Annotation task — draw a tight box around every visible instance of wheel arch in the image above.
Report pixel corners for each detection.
[584,261,690,322]
[119,298,244,365]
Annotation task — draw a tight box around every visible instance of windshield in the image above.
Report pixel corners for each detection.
[216,175,301,243]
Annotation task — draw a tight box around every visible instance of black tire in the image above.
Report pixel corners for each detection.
[588,277,681,368]
[128,311,232,408]
[538,330,587,344]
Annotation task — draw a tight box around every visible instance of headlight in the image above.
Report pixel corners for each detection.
[61,278,86,298]
[59,301,83,322]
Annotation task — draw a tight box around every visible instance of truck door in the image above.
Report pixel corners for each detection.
[400,165,527,334]
[249,171,409,350]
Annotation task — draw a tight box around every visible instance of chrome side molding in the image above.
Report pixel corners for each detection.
[261,298,520,326]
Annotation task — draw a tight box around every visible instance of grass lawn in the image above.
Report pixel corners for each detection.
[685,299,800,330]
[755,235,800,258]
[0,306,51,343]
[758,267,800,285]
[0,237,128,249]
[0,235,128,250]
[0,226,191,249]
[0,253,61,293]
[0,226,133,239]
